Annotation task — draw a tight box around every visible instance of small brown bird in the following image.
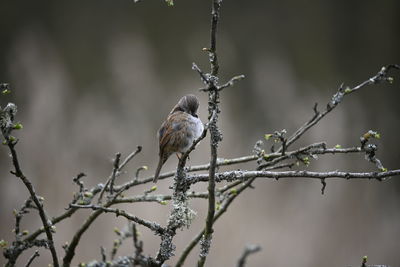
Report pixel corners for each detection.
[153,95,204,183]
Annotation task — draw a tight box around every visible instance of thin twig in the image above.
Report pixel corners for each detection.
[98,152,121,203]
[217,75,245,91]
[109,153,121,195]
[237,244,261,267]
[25,250,40,267]
[70,204,165,234]
[258,143,361,170]
[63,209,104,266]
[118,146,142,171]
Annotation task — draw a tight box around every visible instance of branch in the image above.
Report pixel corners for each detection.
[62,209,103,266]
[98,152,121,203]
[70,204,165,234]
[257,143,362,170]
[237,244,261,267]
[280,64,399,152]
[176,175,258,267]
[114,141,371,189]
[24,207,77,243]
[217,75,245,91]
[1,140,59,266]
[190,169,400,183]
[113,153,258,191]
[118,146,142,171]
[153,125,207,264]
[25,250,40,267]
[196,1,225,265]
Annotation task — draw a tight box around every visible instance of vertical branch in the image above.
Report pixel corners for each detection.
[154,131,206,264]
[198,0,222,266]
[209,0,220,76]
[109,152,121,195]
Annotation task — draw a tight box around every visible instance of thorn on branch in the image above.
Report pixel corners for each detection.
[320,178,326,195]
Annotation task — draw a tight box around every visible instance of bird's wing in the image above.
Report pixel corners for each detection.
[158,112,189,154]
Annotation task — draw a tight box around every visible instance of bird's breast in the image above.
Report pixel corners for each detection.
[181,116,204,152]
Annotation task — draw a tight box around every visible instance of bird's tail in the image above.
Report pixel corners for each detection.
[153,156,166,183]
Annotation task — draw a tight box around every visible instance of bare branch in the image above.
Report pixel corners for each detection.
[114,154,258,191]
[70,204,165,234]
[1,134,59,266]
[24,250,40,267]
[109,153,121,196]
[97,153,121,203]
[191,169,400,183]
[62,209,103,266]
[196,1,225,265]
[176,174,258,267]
[217,75,245,91]
[281,64,399,152]
[257,143,362,170]
[237,244,261,267]
[119,146,142,171]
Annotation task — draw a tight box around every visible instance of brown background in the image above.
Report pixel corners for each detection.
[0,0,399,266]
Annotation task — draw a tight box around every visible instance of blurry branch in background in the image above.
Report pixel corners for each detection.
[1,0,400,266]
[237,244,261,267]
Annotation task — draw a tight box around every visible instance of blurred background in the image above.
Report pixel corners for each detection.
[1,0,399,266]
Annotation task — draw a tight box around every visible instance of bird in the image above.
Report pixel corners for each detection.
[153,94,204,183]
